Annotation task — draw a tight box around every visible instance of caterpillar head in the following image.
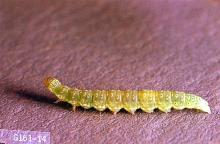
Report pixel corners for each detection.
[44,77,62,92]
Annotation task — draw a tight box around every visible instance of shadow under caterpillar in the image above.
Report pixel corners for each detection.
[44,77,211,114]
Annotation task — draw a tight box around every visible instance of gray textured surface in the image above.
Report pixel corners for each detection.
[0,0,220,143]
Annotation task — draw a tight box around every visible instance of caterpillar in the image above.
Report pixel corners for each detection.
[44,77,211,114]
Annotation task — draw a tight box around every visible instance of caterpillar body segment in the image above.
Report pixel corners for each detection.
[44,77,211,114]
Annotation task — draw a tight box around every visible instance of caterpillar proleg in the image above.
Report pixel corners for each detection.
[44,77,211,114]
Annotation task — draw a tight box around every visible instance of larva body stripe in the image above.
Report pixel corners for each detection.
[44,77,211,114]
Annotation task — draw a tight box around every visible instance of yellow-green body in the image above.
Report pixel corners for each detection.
[44,77,211,114]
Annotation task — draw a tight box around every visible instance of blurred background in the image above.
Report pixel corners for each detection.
[0,0,220,143]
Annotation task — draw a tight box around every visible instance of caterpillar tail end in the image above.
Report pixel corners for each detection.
[198,98,211,114]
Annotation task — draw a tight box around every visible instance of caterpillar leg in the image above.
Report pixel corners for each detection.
[113,112,118,115]
[142,109,154,113]
[110,109,120,115]
[129,110,135,115]
[125,109,136,114]
[54,99,63,104]
[158,107,171,113]
[72,106,76,112]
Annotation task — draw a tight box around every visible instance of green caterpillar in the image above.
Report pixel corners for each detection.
[44,77,211,114]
